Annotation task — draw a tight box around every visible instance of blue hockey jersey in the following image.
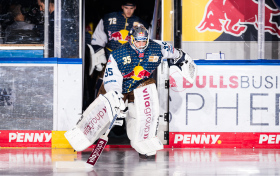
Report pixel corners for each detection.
[103,40,181,94]
[91,11,147,58]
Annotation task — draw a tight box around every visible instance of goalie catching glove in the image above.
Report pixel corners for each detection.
[168,49,197,84]
[64,91,125,151]
[87,44,107,75]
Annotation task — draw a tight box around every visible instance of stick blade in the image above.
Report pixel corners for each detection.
[86,137,108,166]
[55,161,93,169]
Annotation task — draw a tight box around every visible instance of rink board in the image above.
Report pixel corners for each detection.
[0,58,82,132]
[169,60,280,148]
[1,130,279,148]
[169,132,280,148]
[1,60,280,148]
[0,130,52,147]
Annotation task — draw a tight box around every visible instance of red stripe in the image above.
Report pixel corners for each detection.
[167,132,280,148]
[0,130,52,147]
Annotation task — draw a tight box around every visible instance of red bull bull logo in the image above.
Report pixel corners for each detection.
[123,66,151,80]
[108,29,130,44]
[138,32,145,37]
[196,0,280,37]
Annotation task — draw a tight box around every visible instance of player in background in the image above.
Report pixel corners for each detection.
[87,0,148,79]
[100,24,197,158]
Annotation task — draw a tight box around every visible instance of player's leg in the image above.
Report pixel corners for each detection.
[65,91,125,151]
[125,79,163,158]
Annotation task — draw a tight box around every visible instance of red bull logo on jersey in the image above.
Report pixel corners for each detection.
[196,0,280,37]
[123,66,151,80]
[108,29,130,44]
[109,31,122,41]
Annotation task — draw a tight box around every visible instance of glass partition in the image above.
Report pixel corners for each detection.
[0,0,81,59]
[0,1,43,45]
[55,0,80,58]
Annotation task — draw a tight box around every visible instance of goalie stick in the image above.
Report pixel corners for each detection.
[86,105,119,166]
[56,122,118,169]
[56,93,123,169]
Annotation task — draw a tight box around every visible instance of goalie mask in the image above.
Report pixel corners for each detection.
[129,24,149,58]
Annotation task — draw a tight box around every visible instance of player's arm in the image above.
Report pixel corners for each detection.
[91,19,108,47]
[154,40,197,83]
[152,40,179,58]
[103,55,123,93]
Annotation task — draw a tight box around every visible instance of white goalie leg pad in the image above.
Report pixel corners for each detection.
[126,103,137,141]
[64,91,124,151]
[126,83,163,155]
[132,137,163,156]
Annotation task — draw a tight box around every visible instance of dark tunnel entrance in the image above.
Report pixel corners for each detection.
[83,0,159,145]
